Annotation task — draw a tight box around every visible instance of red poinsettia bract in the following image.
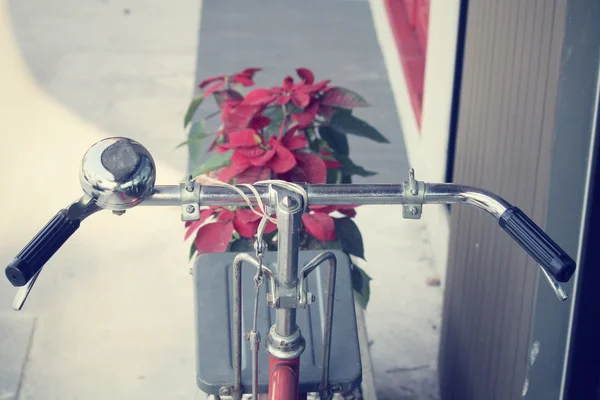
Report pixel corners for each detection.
[187,67,366,254]
[185,206,277,253]
[302,205,357,243]
[198,68,262,98]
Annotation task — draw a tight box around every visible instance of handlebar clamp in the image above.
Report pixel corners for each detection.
[402,168,425,219]
[180,176,201,222]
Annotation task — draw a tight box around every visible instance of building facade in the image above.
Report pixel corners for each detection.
[372,1,600,399]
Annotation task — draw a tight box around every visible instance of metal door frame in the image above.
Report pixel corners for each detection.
[523,0,600,399]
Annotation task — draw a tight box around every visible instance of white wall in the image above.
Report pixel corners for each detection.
[370,0,462,281]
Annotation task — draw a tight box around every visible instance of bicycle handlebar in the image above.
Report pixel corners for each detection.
[5,181,576,286]
[499,207,574,282]
[144,182,575,282]
[3,137,577,298]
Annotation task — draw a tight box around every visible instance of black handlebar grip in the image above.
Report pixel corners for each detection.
[5,209,80,287]
[499,207,576,282]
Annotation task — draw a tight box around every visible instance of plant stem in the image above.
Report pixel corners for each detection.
[277,105,288,140]
[306,125,321,152]
[203,109,221,121]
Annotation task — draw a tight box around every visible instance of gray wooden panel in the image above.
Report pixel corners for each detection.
[438,1,567,399]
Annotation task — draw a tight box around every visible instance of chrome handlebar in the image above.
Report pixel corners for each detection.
[5,137,576,310]
[139,182,509,213]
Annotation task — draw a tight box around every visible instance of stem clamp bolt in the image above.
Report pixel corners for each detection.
[281,196,298,209]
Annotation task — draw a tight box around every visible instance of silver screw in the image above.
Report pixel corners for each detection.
[219,387,231,396]
[311,294,316,302]
[185,175,195,192]
[409,207,419,215]
[112,210,126,216]
[410,189,418,195]
[186,205,195,213]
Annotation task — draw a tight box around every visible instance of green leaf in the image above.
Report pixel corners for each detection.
[306,236,325,250]
[322,86,370,109]
[328,112,390,143]
[325,238,342,250]
[184,92,204,128]
[326,168,342,184]
[213,89,243,106]
[336,154,377,177]
[289,104,305,114]
[309,138,320,153]
[176,133,210,149]
[263,106,285,139]
[334,217,365,259]
[176,121,209,149]
[189,242,197,261]
[189,150,234,178]
[352,264,372,309]
[319,126,349,156]
[319,106,351,122]
[229,238,254,252]
[263,230,278,243]
[187,121,209,173]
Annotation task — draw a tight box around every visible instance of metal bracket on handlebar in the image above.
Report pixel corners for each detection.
[403,168,425,219]
[180,175,200,222]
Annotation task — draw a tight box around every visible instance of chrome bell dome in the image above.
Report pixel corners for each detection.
[79,137,156,210]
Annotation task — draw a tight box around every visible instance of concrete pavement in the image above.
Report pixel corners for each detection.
[1,1,201,398]
[0,1,442,398]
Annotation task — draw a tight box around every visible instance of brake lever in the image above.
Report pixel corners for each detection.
[538,264,569,301]
[13,269,42,311]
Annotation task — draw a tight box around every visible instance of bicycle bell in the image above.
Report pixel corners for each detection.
[79,137,156,211]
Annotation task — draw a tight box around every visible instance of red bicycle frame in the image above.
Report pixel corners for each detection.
[268,356,302,400]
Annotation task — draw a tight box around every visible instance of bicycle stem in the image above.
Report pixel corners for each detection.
[274,192,303,337]
[264,189,307,400]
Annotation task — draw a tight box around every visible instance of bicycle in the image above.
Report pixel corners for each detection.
[5,137,576,399]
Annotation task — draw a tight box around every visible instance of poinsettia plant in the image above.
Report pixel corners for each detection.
[181,67,389,308]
